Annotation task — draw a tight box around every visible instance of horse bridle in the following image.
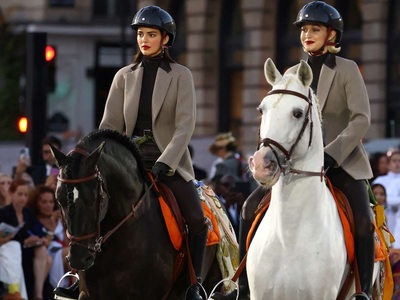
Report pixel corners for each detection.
[259,88,324,180]
[56,147,110,252]
[57,147,150,253]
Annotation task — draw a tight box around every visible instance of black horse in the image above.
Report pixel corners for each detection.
[51,129,222,299]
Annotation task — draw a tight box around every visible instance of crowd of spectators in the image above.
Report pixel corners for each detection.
[0,135,70,300]
[1,131,399,299]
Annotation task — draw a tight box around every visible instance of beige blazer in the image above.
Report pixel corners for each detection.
[286,54,373,180]
[99,61,196,181]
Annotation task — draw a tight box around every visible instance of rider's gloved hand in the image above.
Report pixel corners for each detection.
[152,162,171,177]
[323,153,336,170]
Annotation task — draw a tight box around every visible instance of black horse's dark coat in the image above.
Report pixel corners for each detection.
[53,129,221,299]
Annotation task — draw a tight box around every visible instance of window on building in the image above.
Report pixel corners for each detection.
[49,0,74,7]
[219,0,244,137]
[387,0,400,137]
[93,0,135,18]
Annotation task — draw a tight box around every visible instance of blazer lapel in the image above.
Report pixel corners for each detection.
[317,64,336,110]
[152,68,172,120]
[125,64,143,136]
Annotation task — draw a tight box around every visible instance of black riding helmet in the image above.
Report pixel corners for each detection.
[294,1,343,46]
[131,6,176,47]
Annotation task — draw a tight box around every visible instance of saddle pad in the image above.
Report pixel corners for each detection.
[158,190,220,251]
[329,184,355,264]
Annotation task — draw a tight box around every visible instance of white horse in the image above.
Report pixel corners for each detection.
[247,58,381,300]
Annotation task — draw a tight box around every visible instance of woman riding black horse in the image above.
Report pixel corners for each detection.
[100,5,207,300]
[55,6,207,300]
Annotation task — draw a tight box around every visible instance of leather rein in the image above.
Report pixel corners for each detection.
[259,88,324,181]
[57,147,152,252]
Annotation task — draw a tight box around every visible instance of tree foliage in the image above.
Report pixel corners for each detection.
[0,8,24,140]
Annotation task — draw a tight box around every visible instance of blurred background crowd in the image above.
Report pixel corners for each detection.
[0,131,399,299]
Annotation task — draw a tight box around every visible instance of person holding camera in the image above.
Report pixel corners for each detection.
[14,136,62,191]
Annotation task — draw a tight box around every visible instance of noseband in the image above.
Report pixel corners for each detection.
[259,88,324,180]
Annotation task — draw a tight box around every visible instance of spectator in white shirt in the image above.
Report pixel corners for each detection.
[373,151,400,247]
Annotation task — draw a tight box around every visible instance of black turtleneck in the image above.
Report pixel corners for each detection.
[134,55,163,135]
[308,52,329,93]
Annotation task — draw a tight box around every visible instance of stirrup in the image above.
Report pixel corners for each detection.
[55,271,79,289]
[185,281,208,300]
[348,292,370,300]
[208,278,239,300]
[54,271,80,300]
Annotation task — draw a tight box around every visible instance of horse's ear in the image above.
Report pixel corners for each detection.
[85,141,106,170]
[50,144,66,168]
[297,60,313,88]
[264,58,282,86]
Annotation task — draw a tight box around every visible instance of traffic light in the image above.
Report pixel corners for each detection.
[26,32,47,164]
[17,116,28,133]
[45,45,56,92]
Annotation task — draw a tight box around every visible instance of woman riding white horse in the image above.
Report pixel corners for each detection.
[212,2,376,300]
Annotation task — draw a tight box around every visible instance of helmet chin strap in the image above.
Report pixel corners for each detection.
[307,27,336,57]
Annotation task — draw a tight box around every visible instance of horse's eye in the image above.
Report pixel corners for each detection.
[257,107,263,115]
[293,109,303,119]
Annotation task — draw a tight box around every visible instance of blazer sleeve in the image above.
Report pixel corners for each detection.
[324,60,371,166]
[99,68,127,133]
[158,67,196,170]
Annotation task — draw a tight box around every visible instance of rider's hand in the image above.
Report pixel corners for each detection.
[324,153,336,170]
[152,162,171,177]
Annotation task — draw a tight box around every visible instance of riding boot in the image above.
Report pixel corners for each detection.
[186,227,208,300]
[210,216,252,300]
[353,235,375,300]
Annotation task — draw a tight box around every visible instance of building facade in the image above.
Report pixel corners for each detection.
[1,0,398,157]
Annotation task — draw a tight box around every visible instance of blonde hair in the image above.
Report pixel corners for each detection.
[327,45,341,54]
[327,30,341,54]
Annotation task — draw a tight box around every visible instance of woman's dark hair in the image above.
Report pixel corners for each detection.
[27,184,55,215]
[9,178,29,193]
[369,152,388,178]
[371,183,386,196]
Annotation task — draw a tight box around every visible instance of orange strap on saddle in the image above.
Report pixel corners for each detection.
[148,173,185,251]
[150,176,220,250]
[325,178,355,264]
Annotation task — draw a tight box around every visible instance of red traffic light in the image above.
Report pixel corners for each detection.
[18,117,28,133]
[45,45,56,62]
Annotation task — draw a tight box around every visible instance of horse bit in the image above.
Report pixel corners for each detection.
[258,88,325,180]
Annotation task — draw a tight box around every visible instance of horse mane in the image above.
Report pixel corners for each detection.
[76,129,151,185]
[310,90,322,123]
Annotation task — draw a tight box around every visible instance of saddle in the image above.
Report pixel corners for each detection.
[150,176,239,294]
[154,180,221,250]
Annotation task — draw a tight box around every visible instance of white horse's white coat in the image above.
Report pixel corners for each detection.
[247,59,379,300]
